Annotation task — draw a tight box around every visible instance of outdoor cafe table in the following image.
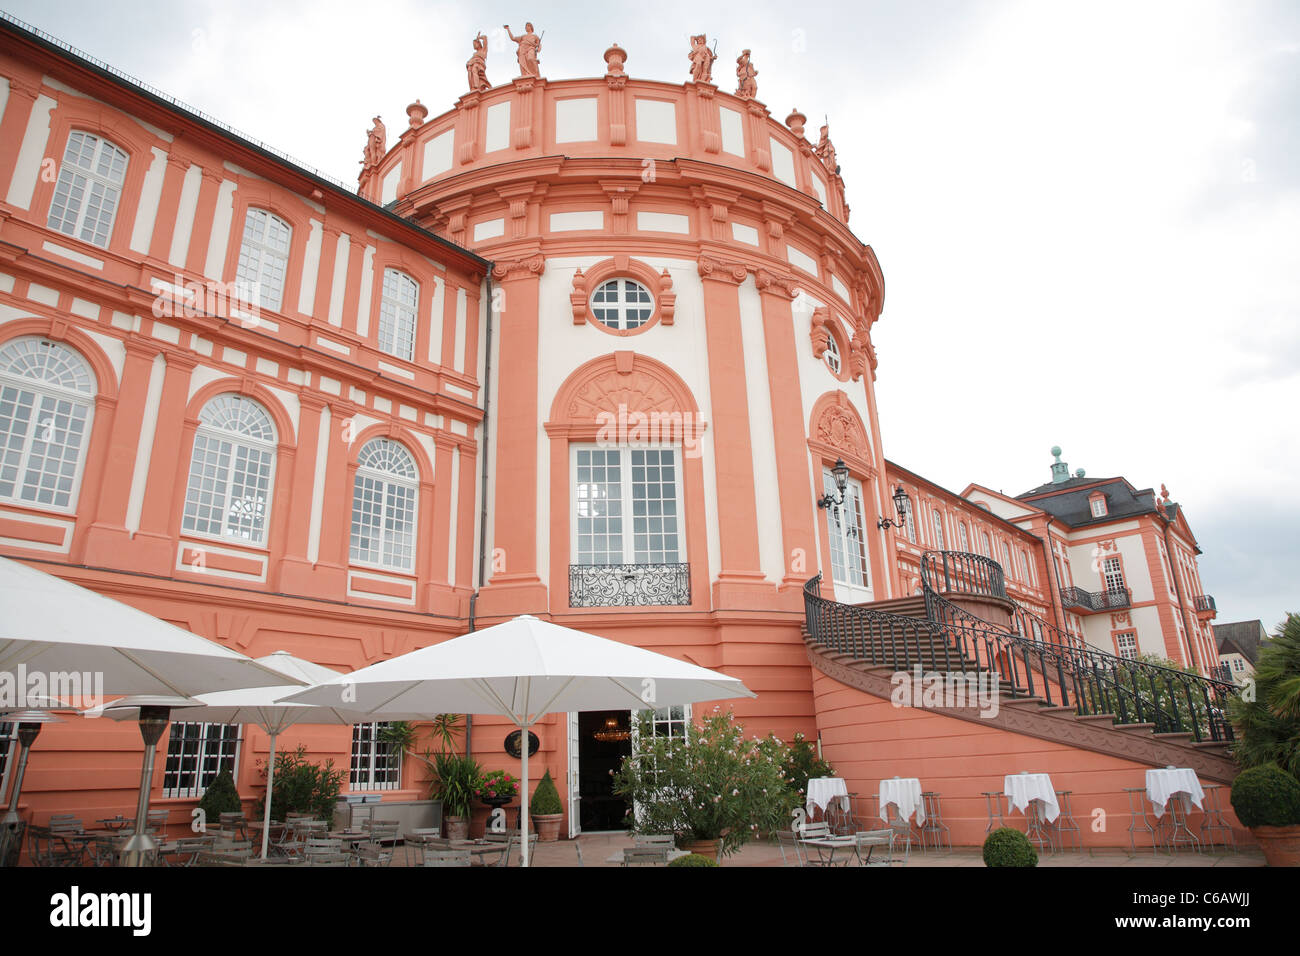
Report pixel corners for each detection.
[799,834,859,867]
[1003,772,1060,822]
[878,777,926,826]
[1145,767,1205,819]
[450,838,512,866]
[806,777,849,818]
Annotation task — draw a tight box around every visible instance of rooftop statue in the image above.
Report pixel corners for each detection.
[467,32,490,92]
[815,123,838,174]
[735,49,758,99]
[362,116,385,169]
[688,34,717,83]
[504,22,542,78]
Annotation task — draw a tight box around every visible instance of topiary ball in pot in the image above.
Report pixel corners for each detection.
[982,826,1038,867]
[529,769,564,842]
[668,853,719,867]
[1230,764,1300,866]
[196,769,242,823]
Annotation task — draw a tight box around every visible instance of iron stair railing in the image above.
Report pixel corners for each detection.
[917,551,1237,743]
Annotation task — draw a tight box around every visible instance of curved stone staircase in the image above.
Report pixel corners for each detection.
[802,552,1241,783]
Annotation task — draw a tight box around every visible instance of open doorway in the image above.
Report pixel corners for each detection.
[577,710,632,832]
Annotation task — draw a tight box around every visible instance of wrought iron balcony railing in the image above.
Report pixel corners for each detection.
[569,563,691,608]
[1059,585,1131,613]
[1194,594,1217,615]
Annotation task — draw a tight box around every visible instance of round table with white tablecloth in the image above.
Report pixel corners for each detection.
[878,777,926,826]
[1145,767,1205,820]
[805,777,849,818]
[1003,772,1060,822]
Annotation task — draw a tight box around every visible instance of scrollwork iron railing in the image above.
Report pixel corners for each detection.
[1059,585,1132,612]
[569,563,691,608]
[1194,594,1217,614]
[918,552,1236,743]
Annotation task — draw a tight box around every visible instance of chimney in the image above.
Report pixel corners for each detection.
[1050,445,1070,484]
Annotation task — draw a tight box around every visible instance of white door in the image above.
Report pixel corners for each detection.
[567,711,581,839]
[822,469,874,605]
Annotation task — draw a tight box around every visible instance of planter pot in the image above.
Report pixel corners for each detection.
[444,816,469,841]
[682,838,720,861]
[532,813,563,842]
[1250,824,1300,866]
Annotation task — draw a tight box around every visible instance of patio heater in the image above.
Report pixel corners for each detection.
[119,705,170,867]
[0,710,63,867]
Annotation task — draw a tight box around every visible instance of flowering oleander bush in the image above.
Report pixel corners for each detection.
[781,731,834,803]
[476,769,519,801]
[612,708,801,857]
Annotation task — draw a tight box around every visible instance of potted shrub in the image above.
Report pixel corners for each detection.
[1230,764,1300,866]
[982,827,1038,867]
[668,853,718,867]
[612,708,795,862]
[530,769,564,842]
[432,752,480,840]
[196,769,242,829]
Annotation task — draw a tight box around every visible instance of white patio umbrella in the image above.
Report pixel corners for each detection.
[283,614,756,866]
[0,555,293,865]
[101,651,428,859]
[0,555,290,697]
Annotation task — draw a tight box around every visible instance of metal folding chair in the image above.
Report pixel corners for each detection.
[423,848,472,867]
[853,829,896,866]
[1051,791,1081,852]
[919,792,952,852]
[622,846,670,866]
[775,830,807,867]
[1124,787,1161,855]
[1199,784,1235,852]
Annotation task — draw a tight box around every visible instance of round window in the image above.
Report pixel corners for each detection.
[591,279,653,331]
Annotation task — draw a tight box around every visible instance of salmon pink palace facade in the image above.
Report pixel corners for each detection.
[0,15,1245,849]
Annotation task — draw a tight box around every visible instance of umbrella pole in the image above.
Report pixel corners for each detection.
[260,731,279,860]
[521,728,529,867]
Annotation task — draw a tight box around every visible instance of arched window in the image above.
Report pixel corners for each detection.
[957,522,970,552]
[0,338,96,510]
[181,395,277,544]
[350,438,418,571]
[823,333,841,374]
[378,269,418,361]
[931,508,945,548]
[590,279,653,330]
[47,131,128,248]
[235,208,291,312]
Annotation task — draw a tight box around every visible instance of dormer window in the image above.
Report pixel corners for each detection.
[1089,493,1107,518]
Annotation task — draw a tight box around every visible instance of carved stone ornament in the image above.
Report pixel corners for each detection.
[810,307,830,359]
[657,269,676,325]
[570,267,589,324]
[696,255,747,284]
[492,254,545,281]
[815,397,869,462]
[604,43,627,78]
[786,109,807,139]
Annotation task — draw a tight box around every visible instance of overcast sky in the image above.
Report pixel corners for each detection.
[6,0,1296,633]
